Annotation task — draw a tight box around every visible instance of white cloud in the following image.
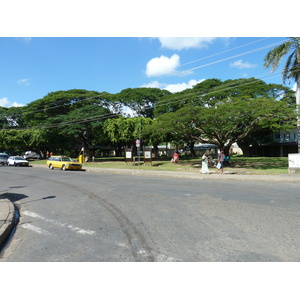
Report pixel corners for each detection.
[230,59,256,69]
[164,79,205,93]
[0,97,24,108]
[141,81,164,89]
[146,54,180,77]
[157,37,217,50]
[292,83,297,91]
[141,79,205,93]
[17,78,31,86]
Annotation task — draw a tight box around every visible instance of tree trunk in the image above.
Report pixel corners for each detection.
[116,144,123,157]
[223,145,231,157]
[188,141,196,157]
[237,141,250,157]
[153,144,159,158]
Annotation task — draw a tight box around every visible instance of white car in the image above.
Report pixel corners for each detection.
[7,156,29,167]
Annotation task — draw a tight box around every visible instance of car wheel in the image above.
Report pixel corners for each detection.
[49,164,54,170]
[62,165,66,171]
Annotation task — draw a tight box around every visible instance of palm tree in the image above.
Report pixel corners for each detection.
[264,37,300,153]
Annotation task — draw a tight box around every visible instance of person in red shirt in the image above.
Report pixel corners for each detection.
[172,152,179,163]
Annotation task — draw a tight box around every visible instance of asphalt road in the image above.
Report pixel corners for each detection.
[1,165,300,262]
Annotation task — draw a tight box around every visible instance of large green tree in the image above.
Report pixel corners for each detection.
[144,111,201,157]
[53,105,113,160]
[264,37,300,152]
[1,89,114,158]
[152,78,297,155]
[165,97,297,155]
[22,89,111,127]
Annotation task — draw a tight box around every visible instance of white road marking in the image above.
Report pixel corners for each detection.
[22,210,96,235]
[67,225,96,235]
[21,223,52,236]
[22,211,45,219]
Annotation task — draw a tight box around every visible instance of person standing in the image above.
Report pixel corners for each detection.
[200,152,210,174]
[217,150,225,174]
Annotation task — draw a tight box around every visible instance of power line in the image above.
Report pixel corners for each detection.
[1,38,286,119]
[0,92,111,119]
[175,40,289,76]
[179,37,274,67]
[1,72,288,132]
[0,39,292,131]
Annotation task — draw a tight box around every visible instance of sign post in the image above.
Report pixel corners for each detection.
[125,148,133,165]
[144,148,152,166]
[136,139,140,169]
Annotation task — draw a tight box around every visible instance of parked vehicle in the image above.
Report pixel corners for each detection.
[46,156,82,171]
[7,156,29,167]
[0,153,9,165]
[23,151,40,159]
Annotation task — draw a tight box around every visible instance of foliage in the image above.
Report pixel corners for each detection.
[264,37,300,153]
[151,78,297,154]
[264,37,300,84]
[0,77,298,157]
[103,117,153,147]
[112,87,171,118]
[22,89,111,127]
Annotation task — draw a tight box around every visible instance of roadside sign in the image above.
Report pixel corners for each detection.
[125,148,133,165]
[144,148,152,166]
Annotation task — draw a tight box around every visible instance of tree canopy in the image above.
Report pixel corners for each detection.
[264,37,300,152]
[0,78,298,158]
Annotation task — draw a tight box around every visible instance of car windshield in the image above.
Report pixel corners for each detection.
[62,157,73,162]
[15,156,25,160]
[0,155,8,158]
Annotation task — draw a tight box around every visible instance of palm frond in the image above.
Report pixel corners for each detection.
[282,51,298,83]
[264,42,293,72]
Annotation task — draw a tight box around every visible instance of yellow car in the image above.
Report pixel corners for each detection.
[46,156,82,171]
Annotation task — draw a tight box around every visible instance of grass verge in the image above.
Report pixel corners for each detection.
[30,156,290,175]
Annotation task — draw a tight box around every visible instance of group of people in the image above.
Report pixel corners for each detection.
[46,151,53,158]
[200,150,226,174]
[172,149,228,174]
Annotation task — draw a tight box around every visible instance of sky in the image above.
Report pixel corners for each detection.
[0,36,296,108]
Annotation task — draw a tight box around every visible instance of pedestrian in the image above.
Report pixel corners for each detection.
[172,152,179,163]
[200,152,210,174]
[216,150,225,174]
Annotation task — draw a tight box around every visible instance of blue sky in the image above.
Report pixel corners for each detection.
[0,36,295,108]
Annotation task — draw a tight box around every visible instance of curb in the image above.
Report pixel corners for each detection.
[0,199,16,251]
[31,163,300,183]
[83,168,300,182]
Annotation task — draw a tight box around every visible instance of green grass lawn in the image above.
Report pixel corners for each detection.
[227,156,289,175]
[31,155,290,175]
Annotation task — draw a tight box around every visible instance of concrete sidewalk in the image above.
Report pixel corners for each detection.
[1,165,300,252]
[33,162,300,182]
[82,166,300,183]
[0,198,16,252]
